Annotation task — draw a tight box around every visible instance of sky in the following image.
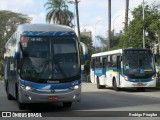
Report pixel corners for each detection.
[0,0,155,45]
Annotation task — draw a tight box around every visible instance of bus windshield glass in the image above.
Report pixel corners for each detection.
[20,37,80,83]
[123,51,155,78]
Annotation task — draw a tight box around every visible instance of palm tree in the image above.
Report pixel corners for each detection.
[44,0,74,27]
[96,31,122,51]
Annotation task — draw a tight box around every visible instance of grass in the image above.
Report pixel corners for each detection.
[0,75,3,80]
[156,80,160,88]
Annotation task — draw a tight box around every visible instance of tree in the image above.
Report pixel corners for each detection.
[0,10,31,79]
[0,10,31,59]
[44,0,74,27]
[119,2,160,49]
[96,31,122,52]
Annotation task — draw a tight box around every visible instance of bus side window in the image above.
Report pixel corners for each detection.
[102,57,107,68]
[91,58,95,68]
[96,62,102,68]
[112,55,117,67]
[116,56,121,69]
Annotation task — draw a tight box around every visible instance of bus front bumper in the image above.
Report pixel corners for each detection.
[18,86,81,103]
[120,80,156,88]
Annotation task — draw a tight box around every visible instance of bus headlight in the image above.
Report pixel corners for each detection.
[25,86,32,91]
[124,76,128,81]
[152,75,156,80]
[70,85,80,90]
[21,85,32,91]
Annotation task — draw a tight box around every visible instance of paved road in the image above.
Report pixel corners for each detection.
[0,80,160,119]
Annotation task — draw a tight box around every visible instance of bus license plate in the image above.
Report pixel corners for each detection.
[48,96,59,101]
[137,82,144,86]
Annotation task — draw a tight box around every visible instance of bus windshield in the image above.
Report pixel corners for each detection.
[123,53,155,78]
[20,37,80,83]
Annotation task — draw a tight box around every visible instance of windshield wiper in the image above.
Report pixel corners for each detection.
[53,60,67,79]
[36,59,52,80]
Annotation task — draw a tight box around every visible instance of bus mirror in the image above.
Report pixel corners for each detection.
[80,42,88,59]
[14,52,20,59]
[120,56,122,61]
[14,42,22,59]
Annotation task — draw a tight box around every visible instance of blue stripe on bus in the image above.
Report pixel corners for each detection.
[22,31,77,37]
[91,68,153,82]
[19,79,81,89]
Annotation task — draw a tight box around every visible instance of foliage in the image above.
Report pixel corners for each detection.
[44,0,74,27]
[0,10,31,79]
[96,30,122,52]
[119,2,160,49]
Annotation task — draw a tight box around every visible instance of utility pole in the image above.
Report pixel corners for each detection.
[142,0,145,48]
[108,0,111,51]
[125,0,129,31]
[75,0,81,42]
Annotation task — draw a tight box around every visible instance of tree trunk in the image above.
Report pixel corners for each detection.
[158,34,160,54]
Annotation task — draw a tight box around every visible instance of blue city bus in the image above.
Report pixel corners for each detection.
[90,48,156,91]
[4,24,88,109]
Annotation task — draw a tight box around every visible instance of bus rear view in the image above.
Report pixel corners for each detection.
[4,24,88,109]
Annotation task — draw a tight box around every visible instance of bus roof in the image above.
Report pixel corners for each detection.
[17,24,74,34]
[91,48,152,58]
[92,49,123,57]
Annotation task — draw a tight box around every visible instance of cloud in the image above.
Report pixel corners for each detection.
[0,0,157,39]
[29,12,46,24]
[0,0,35,13]
[0,0,46,24]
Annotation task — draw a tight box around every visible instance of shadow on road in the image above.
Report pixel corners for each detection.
[14,102,73,112]
[104,87,160,92]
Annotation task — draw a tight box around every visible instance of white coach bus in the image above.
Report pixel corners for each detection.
[4,24,88,109]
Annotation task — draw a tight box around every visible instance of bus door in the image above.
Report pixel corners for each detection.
[90,58,96,83]
[102,57,107,78]
[116,56,121,86]
[8,60,17,97]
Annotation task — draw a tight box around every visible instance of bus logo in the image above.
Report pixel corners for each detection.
[53,68,59,74]
[51,89,55,93]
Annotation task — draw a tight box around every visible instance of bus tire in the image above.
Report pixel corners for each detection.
[6,82,14,100]
[18,103,26,110]
[63,102,72,108]
[17,87,26,110]
[113,79,119,91]
[96,77,104,89]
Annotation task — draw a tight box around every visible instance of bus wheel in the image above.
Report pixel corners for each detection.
[17,89,26,110]
[6,83,14,100]
[18,102,26,110]
[113,79,119,91]
[63,102,72,108]
[96,77,104,89]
